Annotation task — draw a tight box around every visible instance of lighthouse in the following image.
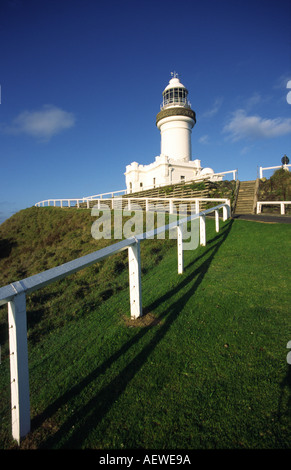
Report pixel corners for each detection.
[156,72,196,162]
[125,73,216,193]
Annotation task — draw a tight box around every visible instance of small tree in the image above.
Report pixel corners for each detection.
[270,168,291,200]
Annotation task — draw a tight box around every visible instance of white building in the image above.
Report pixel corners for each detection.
[125,73,217,194]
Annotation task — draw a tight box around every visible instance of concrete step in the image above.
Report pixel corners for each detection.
[234,180,256,214]
[236,200,254,204]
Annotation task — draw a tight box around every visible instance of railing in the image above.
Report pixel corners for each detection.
[160,99,191,110]
[80,197,230,213]
[35,189,127,208]
[259,164,291,178]
[35,171,237,207]
[257,201,291,215]
[84,189,127,199]
[0,200,230,444]
[211,169,238,180]
[35,196,229,213]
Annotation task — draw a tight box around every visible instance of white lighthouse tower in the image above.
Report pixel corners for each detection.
[156,72,196,162]
[125,73,216,193]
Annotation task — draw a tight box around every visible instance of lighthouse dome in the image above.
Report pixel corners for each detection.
[163,77,187,92]
[161,73,190,110]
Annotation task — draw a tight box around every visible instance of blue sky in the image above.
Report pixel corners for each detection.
[0,0,290,224]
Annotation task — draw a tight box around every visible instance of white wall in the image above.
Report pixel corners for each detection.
[125,157,203,193]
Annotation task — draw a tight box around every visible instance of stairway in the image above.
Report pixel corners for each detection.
[234,180,257,214]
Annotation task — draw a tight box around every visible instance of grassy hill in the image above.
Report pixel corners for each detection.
[0,206,290,449]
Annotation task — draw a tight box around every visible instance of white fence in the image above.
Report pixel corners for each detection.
[0,201,230,444]
[35,196,230,212]
[35,189,127,208]
[257,201,291,215]
[259,164,291,178]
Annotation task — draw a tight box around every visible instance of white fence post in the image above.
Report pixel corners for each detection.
[128,241,142,319]
[8,292,30,444]
[169,200,174,215]
[177,224,184,274]
[222,205,227,221]
[200,215,206,246]
[215,209,219,233]
[195,199,199,214]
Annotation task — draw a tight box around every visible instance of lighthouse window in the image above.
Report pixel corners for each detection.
[179,89,185,100]
[163,88,188,106]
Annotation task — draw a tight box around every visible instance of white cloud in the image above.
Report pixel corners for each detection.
[245,92,262,111]
[202,97,223,118]
[223,109,291,142]
[198,134,210,144]
[273,73,291,90]
[5,105,75,141]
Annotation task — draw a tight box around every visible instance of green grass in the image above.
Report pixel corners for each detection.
[0,207,290,449]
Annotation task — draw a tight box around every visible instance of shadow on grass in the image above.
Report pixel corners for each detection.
[30,220,234,448]
[278,365,291,423]
[0,238,17,259]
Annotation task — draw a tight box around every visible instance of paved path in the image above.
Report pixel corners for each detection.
[232,214,291,224]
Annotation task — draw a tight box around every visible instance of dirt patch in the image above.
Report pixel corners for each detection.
[123,312,162,328]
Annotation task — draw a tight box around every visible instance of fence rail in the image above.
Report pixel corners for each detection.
[35,196,229,211]
[257,201,291,215]
[259,164,291,178]
[0,201,230,445]
[35,189,127,207]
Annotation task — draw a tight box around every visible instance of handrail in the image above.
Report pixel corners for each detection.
[257,201,291,215]
[0,237,137,307]
[35,189,127,207]
[35,196,230,210]
[0,201,230,444]
[84,189,127,199]
[259,164,291,178]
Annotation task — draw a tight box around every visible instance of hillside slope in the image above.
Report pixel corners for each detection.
[0,206,174,345]
[0,206,290,449]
